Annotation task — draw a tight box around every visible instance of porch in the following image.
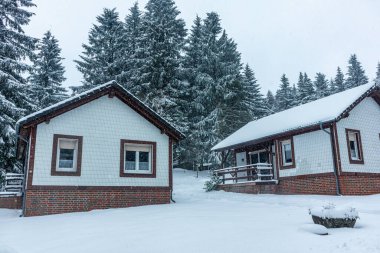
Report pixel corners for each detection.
[214,163,278,185]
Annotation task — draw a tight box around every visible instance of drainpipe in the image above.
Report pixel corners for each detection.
[319,122,341,196]
[16,134,29,217]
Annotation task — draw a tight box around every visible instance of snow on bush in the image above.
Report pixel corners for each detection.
[309,203,359,219]
[0,169,5,191]
[204,173,222,192]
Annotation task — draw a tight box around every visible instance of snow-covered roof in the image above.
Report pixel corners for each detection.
[212,83,377,151]
[16,80,185,140]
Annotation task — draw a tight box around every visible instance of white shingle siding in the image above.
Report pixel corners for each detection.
[279,130,334,177]
[337,97,380,173]
[32,96,169,187]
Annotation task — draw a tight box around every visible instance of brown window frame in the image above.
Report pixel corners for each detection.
[51,134,83,176]
[345,128,364,164]
[120,139,157,178]
[278,137,296,169]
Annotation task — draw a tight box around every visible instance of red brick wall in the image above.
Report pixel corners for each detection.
[276,173,337,195]
[0,195,22,209]
[217,173,380,195]
[24,186,171,216]
[339,173,380,195]
[218,183,277,194]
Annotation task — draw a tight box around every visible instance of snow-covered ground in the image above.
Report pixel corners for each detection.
[1,169,380,253]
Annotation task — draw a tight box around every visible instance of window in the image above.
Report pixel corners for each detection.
[345,129,364,164]
[120,140,156,178]
[51,134,83,176]
[279,138,295,169]
[249,150,269,164]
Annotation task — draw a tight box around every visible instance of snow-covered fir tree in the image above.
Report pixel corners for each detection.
[29,31,67,110]
[290,84,299,106]
[275,74,293,111]
[119,2,143,94]
[314,72,330,99]
[375,62,380,85]
[297,72,315,104]
[135,0,187,128]
[180,15,206,165]
[345,54,368,88]
[0,0,37,172]
[74,8,124,93]
[242,64,268,119]
[331,67,345,93]
[265,90,276,114]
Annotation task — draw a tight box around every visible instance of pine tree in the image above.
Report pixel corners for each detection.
[290,84,299,107]
[375,62,380,85]
[242,64,267,119]
[314,72,330,99]
[265,90,276,114]
[331,67,345,93]
[0,0,37,172]
[119,2,143,94]
[29,31,67,109]
[275,74,293,111]
[180,15,206,165]
[136,0,187,125]
[297,72,315,104]
[345,54,368,88]
[74,8,124,93]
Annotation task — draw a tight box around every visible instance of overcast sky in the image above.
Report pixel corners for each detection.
[25,0,380,93]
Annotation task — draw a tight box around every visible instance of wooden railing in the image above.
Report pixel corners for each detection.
[214,163,274,184]
[4,173,24,192]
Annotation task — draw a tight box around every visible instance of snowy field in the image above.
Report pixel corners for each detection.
[1,169,380,253]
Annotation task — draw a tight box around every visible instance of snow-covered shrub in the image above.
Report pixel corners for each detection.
[309,203,359,228]
[0,169,5,191]
[204,173,222,192]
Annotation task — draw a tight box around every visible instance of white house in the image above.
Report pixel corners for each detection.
[16,81,184,216]
[212,83,380,195]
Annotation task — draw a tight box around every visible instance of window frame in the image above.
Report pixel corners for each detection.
[249,149,270,165]
[345,128,364,164]
[120,139,157,178]
[51,134,83,176]
[278,137,295,169]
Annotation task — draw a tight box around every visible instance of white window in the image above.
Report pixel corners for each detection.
[57,138,78,172]
[280,139,294,167]
[124,144,152,173]
[346,129,363,163]
[249,150,269,164]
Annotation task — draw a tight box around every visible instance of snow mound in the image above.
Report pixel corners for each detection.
[309,204,359,219]
[300,224,328,235]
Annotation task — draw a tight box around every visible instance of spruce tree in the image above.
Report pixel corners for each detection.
[0,0,37,172]
[119,2,143,94]
[332,67,345,93]
[265,90,276,114]
[375,62,380,85]
[297,72,315,104]
[181,15,205,165]
[290,84,299,107]
[314,72,330,99]
[275,74,293,111]
[74,8,124,93]
[242,64,267,119]
[29,31,67,109]
[345,54,368,88]
[136,0,187,126]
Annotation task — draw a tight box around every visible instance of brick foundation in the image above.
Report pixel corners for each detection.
[24,186,171,216]
[0,195,23,209]
[339,173,380,195]
[276,173,337,195]
[217,172,380,196]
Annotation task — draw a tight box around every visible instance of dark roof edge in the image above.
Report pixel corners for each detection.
[16,80,185,141]
[213,84,380,152]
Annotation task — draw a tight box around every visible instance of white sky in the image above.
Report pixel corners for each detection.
[25,0,380,93]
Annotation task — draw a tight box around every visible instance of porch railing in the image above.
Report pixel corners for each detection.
[214,163,274,184]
